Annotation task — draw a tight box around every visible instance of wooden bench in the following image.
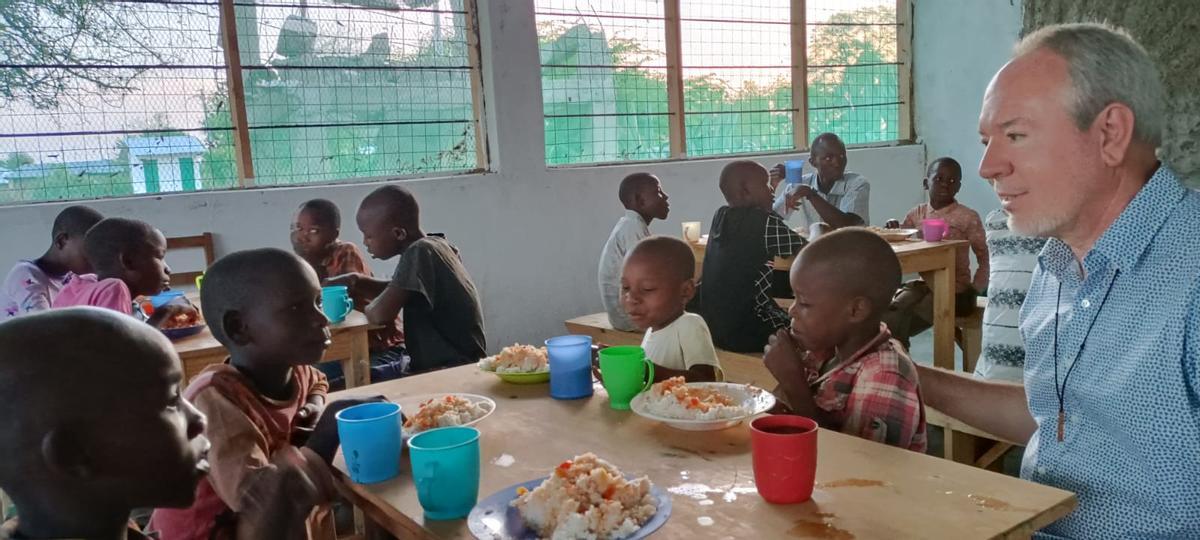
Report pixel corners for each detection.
[926,405,1019,471]
[564,313,778,389]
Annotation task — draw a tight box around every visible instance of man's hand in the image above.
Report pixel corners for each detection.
[323,273,362,295]
[884,219,901,229]
[769,163,786,190]
[785,185,813,210]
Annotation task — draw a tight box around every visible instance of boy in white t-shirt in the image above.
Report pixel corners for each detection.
[598,173,670,331]
[621,236,722,381]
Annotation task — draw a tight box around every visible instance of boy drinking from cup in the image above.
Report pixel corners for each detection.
[883,157,989,348]
[149,248,377,539]
[764,228,927,452]
[621,236,720,382]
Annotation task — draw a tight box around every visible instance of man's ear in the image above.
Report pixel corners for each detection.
[42,426,93,480]
[1095,102,1136,168]
[223,310,251,347]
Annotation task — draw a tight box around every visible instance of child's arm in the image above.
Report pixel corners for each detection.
[762,330,833,425]
[764,214,807,259]
[651,363,718,383]
[324,273,389,300]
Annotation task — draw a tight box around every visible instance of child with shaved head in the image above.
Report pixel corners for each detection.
[2,205,102,319]
[764,228,927,452]
[621,236,720,381]
[327,185,485,374]
[697,160,808,353]
[0,307,209,539]
[599,173,671,331]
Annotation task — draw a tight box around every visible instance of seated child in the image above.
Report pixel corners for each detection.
[328,185,486,374]
[290,198,406,386]
[883,157,988,346]
[764,228,927,452]
[598,172,670,331]
[697,160,806,353]
[149,248,375,540]
[0,307,209,539]
[621,236,720,382]
[50,217,190,328]
[2,205,102,319]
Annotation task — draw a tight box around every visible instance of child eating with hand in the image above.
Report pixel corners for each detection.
[51,217,193,328]
[149,248,377,539]
[1,205,102,319]
[0,307,210,539]
[621,236,721,382]
[764,228,927,452]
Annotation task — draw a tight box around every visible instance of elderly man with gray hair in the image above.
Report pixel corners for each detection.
[917,23,1200,538]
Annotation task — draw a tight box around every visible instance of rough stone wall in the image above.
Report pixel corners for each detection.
[1024,1,1200,185]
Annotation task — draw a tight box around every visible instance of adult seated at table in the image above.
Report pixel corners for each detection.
[696,161,806,353]
[918,23,1200,538]
[770,132,869,230]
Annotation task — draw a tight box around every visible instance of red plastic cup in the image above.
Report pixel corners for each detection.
[750,415,819,504]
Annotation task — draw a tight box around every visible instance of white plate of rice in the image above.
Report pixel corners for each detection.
[630,378,775,431]
[398,393,496,435]
[467,453,671,540]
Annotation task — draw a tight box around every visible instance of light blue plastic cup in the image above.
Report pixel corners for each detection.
[336,402,402,484]
[785,159,805,184]
[407,426,481,520]
[321,285,352,323]
[546,335,594,400]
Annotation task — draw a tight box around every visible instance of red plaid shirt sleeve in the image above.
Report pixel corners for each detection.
[841,354,927,453]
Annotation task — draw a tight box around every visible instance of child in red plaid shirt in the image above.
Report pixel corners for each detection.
[764,228,927,452]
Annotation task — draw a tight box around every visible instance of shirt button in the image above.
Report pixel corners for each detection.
[1081,299,1092,309]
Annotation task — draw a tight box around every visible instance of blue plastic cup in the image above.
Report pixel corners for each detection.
[785,159,806,184]
[546,335,594,400]
[407,426,481,520]
[336,402,402,484]
[321,285,352,323]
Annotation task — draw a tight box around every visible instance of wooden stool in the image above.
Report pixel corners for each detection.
[955,297,987,373]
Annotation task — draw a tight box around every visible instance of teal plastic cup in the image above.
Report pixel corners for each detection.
[321,285,352,323]
[336,402,402,484]
[407,426,481,520]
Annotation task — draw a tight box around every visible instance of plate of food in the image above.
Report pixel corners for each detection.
[629,377,775,431]
[866,226,919,243]
[478,344,550,384]
[467,453,670,540]
[159,309,206,341]
[398,393,496,435]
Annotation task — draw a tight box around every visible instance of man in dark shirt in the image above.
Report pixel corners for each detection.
[328,185,486,374]
[698,161,807,353]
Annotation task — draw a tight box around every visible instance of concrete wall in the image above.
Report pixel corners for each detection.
[912,0,1024,217]
[1023,0,1200,185]
[0,0,930,351]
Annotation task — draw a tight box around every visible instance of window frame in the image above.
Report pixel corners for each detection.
[216,0,489,188]
[539,0,913,167]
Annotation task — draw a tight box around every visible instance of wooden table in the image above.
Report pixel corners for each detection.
[172,309,372,388]
[331,366,1075,539]
[689,239,966,371]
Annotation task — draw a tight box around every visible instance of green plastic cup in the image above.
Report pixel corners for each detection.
[599,346,655,410]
